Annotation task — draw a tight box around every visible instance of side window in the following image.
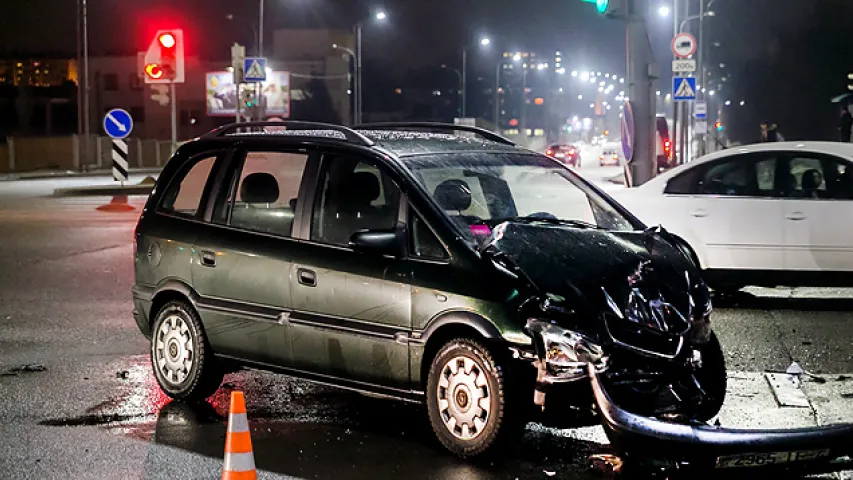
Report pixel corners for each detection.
[311,156,402,246]
[410,210,448,260]
[784,156,828,199]
[664,169,698,194]
[223,151,309,237]
[160,155,217,217]
[697,156,776,197]
[828,160,853,199]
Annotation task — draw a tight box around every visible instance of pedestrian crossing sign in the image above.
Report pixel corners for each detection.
[673,76,697,101]
[243,57,267,82]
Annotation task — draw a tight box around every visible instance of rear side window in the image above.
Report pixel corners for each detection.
[664,169,697,194]
[160,155,217,217]
[219,151,309,237]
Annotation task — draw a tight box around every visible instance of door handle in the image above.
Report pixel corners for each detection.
[297,268,317,287]
[690,209,708,218]
[786,212,806,221]
[200,250,217,267]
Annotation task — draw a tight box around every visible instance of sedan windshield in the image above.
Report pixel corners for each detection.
[406,152,637,239]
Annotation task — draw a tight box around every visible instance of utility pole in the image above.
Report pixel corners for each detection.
[461,48,468,117]
[625,0,657,186]
[82,0,90,164]
[355,23,363,124]
[697,0,706,156]
[671,0,679,165]
[493,63,501,126]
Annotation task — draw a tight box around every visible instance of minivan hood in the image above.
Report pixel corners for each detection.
[484,222,707,335]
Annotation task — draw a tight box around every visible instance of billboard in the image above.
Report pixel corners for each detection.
[205,71,291,117]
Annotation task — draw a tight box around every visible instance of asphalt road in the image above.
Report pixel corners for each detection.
[1,175,852,479]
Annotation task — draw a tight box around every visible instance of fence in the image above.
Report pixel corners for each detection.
[1,135,174,174]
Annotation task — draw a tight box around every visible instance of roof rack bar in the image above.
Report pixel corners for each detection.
[353,122,516,146]
[202,121,375,147]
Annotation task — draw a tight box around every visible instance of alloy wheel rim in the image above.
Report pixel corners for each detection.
[154,315,194,385]
[437,355,491,440]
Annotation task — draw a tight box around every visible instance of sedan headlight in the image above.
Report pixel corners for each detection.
[526,319,606,381]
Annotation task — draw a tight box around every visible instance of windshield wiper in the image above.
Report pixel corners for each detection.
[490,215,602,229]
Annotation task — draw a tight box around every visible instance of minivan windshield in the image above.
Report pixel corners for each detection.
[406,152,637,240]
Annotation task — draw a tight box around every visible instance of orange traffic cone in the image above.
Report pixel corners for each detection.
[222,391,257,480]
[96,195,136,212]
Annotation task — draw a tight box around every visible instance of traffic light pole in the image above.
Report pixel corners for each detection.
[171,82,177,151]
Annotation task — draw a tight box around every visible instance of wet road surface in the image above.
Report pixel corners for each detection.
[1,176,852,479]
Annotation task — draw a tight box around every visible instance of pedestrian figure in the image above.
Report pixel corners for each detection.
[839,104,852,142]
[760,121,784,142]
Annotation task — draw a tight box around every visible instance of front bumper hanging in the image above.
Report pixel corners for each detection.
[588,364,853,473]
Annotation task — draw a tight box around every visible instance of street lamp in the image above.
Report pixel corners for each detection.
[658,5,670,17]
[461,34,491,117]
[354,9,388,124]
[679,12,715,32]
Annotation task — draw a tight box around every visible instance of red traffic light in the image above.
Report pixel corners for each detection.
[158,33,176,49]
[144,63,164,79]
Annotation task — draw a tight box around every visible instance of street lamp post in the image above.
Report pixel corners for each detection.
[354,10,387,124]
[77,0,91,165]
[333,44,357,124]
[460,36,491,119]
[442,65,464,115]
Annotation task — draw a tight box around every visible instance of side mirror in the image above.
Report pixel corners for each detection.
[349,229,404,257]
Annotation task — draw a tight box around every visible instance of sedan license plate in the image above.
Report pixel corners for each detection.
[716,449,831,468]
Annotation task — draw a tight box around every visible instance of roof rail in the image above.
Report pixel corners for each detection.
[354,122,516,146]
[202,121,375,147]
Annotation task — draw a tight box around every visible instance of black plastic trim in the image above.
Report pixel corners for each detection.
[216,354,425,403]
[415,310,504,345]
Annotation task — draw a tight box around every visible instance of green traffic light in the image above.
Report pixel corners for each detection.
[582,0,609,14]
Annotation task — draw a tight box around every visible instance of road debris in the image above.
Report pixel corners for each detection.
[588,454,623,476]
[1,364,47,376]
[115,370,129,379]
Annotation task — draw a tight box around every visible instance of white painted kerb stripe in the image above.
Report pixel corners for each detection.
[228,413,249,432]
[223,451,256,472]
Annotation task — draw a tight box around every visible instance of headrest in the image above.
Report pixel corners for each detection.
[340,171,380,205]
[241,172,280,203]
[434,179,472,212]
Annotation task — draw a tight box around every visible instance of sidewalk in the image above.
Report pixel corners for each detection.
[0,167,162,182]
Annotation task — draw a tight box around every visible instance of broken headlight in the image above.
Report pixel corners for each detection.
[526,319,607,381]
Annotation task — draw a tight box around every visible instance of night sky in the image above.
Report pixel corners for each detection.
[2,0,851,141]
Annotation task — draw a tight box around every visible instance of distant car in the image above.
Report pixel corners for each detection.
[611,142,853,291]
[599,147,620,166]
[545,144,581,167]
[656,116,674,171]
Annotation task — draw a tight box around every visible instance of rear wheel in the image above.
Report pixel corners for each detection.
[426,338,524,458]
[150,300,223,401]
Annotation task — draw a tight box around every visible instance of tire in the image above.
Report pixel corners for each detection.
[426,338,524,458]
[150,300,224,401]
[692,332,727,422]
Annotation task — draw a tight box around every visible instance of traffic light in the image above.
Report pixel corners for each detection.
[581,0,618,15]
[715,120,723,131]
[143,29,185,84]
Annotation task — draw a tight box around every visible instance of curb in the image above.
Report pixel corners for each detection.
[0,167,162,182]
[53,185,154,197]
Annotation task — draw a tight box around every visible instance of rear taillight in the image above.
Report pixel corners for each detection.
[664,140,672,158]
[546,149,554,157]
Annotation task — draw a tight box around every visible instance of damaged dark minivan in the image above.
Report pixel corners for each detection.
[133,122,853,470]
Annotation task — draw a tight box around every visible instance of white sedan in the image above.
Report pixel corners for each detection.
[612,142,853,291]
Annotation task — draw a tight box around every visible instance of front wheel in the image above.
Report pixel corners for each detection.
[426,338,524,458]
[150,300,224,401]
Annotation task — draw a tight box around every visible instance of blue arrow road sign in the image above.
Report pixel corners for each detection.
[243,57,267,82]
[673,77,697,102]
[103,108,133,139]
